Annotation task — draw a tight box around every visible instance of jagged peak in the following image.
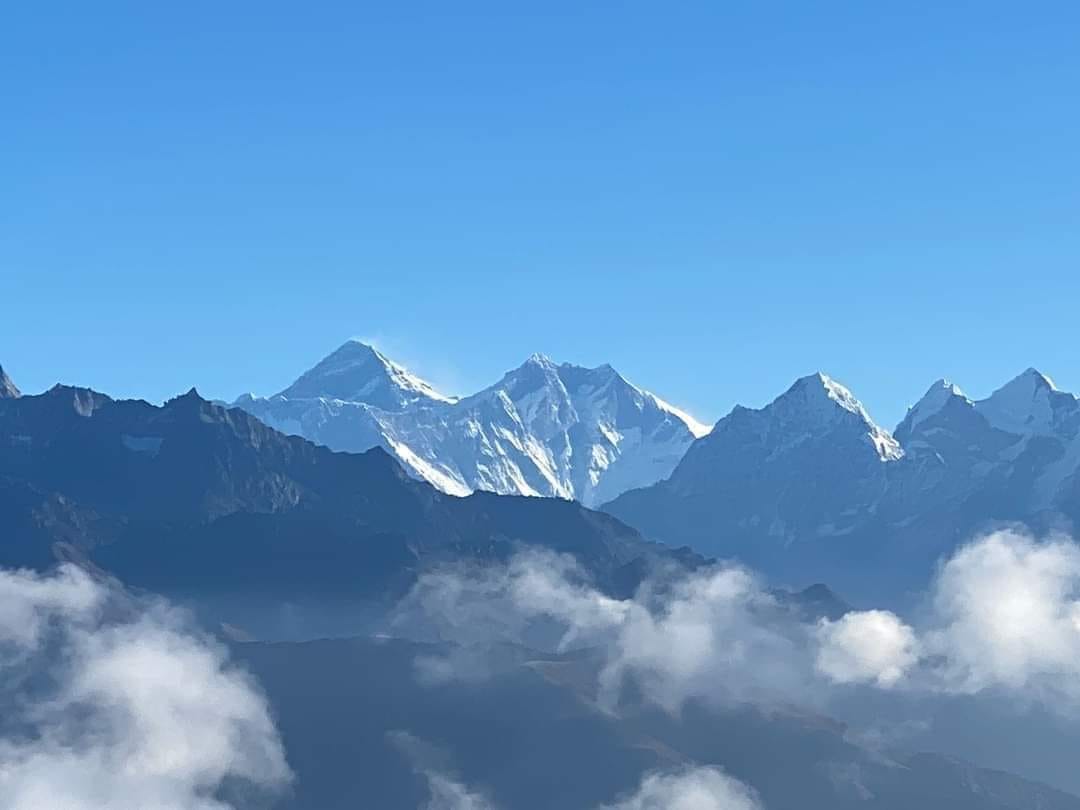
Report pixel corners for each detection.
[0,364,20,399]
[163,387,211,411]
[1007,367,1058,392]
[41,384,111,417]
[764,372,902,461]
[975,367,1076,435]
[465,355,710,439]
[784,372,868,417]
[897,378,972,435]
[524,351,556,367]
[278,340,454,408]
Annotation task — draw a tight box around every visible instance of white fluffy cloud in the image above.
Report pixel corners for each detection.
[396,549,816,711]
[815,530,1080,701]
[599,767,762,810]
[0,563,104,652]
[400,530,1080,714]
[815,609,919,688]
[0,564,291,810]
[926,529,1080,697]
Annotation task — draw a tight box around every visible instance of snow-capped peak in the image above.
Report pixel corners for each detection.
[278,340,455,410]
[784,372,868,419]
[234,345,709,506]
[975,367,1075,436]
[899,378,970,433]
[775,372,902,461]
[524,352,556,368]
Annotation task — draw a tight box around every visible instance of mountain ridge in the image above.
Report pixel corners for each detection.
[0,381,702,637]
[604,367,1080,602]
[235,341,710,506]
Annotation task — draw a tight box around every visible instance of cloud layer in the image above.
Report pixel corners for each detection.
[818,530,1080,701]
[397,530,1080,714]
[0,564,290,810]
[395,550,817,711]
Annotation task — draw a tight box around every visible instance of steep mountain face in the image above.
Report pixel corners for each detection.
[235,341,709,506]
[605,369,1080,602]
[0,385,698,634]
[0,364,20,399]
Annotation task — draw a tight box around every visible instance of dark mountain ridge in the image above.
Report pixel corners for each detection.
[0,383,699,627]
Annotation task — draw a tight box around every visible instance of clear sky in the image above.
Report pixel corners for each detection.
[2,2,1079,429]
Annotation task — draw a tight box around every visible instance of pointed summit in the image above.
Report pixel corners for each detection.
[524,352,555,367]
[277,340,454,410]
[895,378,971,437]
[0,364,20,399]
[975,368,1076,435]
[765,372,902,461]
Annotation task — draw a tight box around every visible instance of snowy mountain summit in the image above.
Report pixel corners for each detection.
[276,340,456,410]
[234,341,710,506]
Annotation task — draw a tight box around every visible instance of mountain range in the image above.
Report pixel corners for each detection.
[5,359,1080,805]
[605,368,1080,601]
[233,344,1080,601]
[234,340,710,506]
[0,377,707,638]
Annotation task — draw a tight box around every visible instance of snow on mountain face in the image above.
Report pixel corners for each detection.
[234,345,709,506]
[277,340,456,411]
[895,379,970,439]
[974,368,1077,436]
[775,372,903,461]
[894,369,1080,509]
[606,367,1080,604]
[0,364,19,399]
[632,371,902,548]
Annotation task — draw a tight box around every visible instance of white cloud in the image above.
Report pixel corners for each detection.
[813,530,1080,703]
[925,529,1080,697]
[595,565,813,711]
[599,767,762,810]
[396,550,816,712]
[815,609,919,688]
[400,530,1080,717]
[0,564,104,652]
[0,564,291,810]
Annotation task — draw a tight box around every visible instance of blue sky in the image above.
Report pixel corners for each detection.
[2,2,1078,428]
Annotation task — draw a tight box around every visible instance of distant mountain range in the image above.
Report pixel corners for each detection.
[8,351,1079,603]
[5,360,1080,805]
[233,340,709,506]
[605,368,1080,601]
[0,378,707,637]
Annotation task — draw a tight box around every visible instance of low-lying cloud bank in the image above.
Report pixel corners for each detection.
[396,529,1080,713]
[0,564,290,810]
[818,530,1080,701]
